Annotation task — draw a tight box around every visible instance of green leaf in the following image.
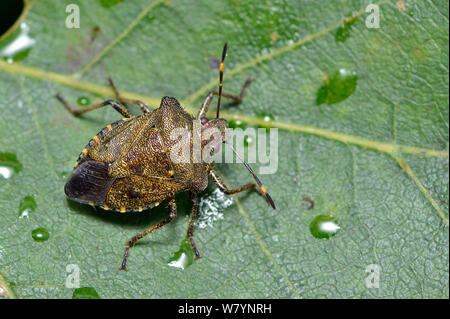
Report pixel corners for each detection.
[0,0,448,298]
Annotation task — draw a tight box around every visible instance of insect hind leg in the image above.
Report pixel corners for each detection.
[120,198,177,271]
[187,193,201,259]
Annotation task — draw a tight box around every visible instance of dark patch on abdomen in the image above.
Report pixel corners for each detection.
[65,160,115,205]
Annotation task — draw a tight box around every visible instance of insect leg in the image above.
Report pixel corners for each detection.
[107,77,151,114]
[197,91,214,119]
[197,77,254,119]
[208,167,275,208]
[55,94,132,118]
[120,199,177,271]
[219,76,254,104]
[187,193,201,259]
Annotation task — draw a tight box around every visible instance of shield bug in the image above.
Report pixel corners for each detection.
[56,43,275,270]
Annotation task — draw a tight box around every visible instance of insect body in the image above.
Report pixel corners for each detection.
[56,43,275,270]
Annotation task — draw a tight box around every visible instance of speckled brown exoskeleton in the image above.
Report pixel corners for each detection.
[55,43,275,270]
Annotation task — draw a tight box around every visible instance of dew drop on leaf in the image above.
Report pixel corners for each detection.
[244,134,255,147]
[0,152,23,179]
[257,113,275,133]
[316,69,358,105]
[31,227,49,242]
[228,119,247,130]
[335,18,357,42]
[310,215,340,239]
[167,238,194,270]
[77,96,90,106]
[19,196,37,218]
[72,287,101,299]
[0,22,35,63]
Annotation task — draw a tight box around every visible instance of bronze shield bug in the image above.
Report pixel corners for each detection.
[56,43,275,270]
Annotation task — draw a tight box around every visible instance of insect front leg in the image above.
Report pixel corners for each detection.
[187,192,201,259]
[197,77,254,119]
[120,199,177,271]
[55,94,133,118]
[208,167,273,207]
[107,77,151,114]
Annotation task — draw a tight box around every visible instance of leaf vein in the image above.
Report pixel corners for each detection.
[183,0,391,104]
[391,153,449,225]
[0,60,446,158]
[75,0,169,75]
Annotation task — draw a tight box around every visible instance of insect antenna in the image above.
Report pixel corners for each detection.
[216,42,228,119]
[225,142,276,209]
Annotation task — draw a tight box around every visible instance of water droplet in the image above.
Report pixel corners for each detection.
[316,69,358,105]
[99,0,123,8]
[72,287,101,299]
[244,135,255,147]
[197,188,232,229]
[335,17,357,42]
[31,227,49,242]
[257,113,275,132]
[0,22,35,63]
[228,119,247,130]
[229,120,254,147]
[168,238,194,270]
[77,96,90,106]
[310,215,340,239]
[19,196,36,218]
[0,152,23,179]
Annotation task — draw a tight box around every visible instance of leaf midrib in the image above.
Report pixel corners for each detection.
[0,60,447,158]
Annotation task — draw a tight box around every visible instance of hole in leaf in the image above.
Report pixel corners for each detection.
[0,0,24,37]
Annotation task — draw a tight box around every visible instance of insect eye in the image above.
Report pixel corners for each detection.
[201,117,209,125]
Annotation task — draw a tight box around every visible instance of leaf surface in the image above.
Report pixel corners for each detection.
[0,0,448,298]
